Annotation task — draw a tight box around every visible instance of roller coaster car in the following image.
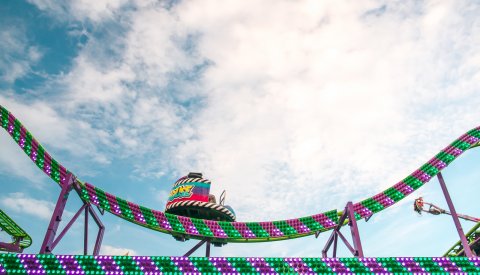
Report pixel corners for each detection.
[165,173,236,243]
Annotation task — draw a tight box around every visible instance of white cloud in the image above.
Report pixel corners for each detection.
[100,244,137,256]
[0,128,43,185]
[163,0,480,220]
[27,0,129,22]
[32,4,205,168]
[0,95,112,168]
[13,0,479,221]
[0,192,58,220]
[153,189,169,207]
[62,56,135,104]
[71,0,128,22]
[0,27,42,83]
[4,0,480,258]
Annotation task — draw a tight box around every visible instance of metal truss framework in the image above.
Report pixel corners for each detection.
[40,174,105,255]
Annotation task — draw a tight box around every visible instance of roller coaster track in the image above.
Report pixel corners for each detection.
[2,254,480,274]
[0,209,32,252]
[444,222,480,257]
[1,104,480,244]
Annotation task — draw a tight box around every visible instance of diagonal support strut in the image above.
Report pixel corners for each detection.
[437,172,474,257]
[39,173,105,255]
[183,238,212,257]
[322,201,364,257]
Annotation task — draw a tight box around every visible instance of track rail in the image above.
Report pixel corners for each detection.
[1,254,479,274]
[0,209,32,251]
[444,222,480,257]
[1,104,479,243]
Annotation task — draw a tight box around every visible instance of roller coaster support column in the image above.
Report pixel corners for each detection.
[437,172,474,257]
[321,201,364,258]
[206,239,211,257]
[40,173,105,255]
[84,204,105,255]
[183,238,212,257]
[40,173,75,254]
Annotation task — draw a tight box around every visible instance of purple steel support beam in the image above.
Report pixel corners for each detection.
[88,205,105,256]
[322,209,348,257]
[321,201,364,257]
[40,174,75,254]
[336,230,355,255]
[347,201,364,257]
[84,205,89,255]
[0,239,23,253]
[38,173,105,255]
[50,203,88,250]
[322,230,335,257]
[206,239,211,257]
[437,172,474,258]
[456,236,480,256]
[183,239,208,257]
[332,231,338,258]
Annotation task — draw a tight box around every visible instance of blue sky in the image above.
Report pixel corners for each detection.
[1,0,480,257]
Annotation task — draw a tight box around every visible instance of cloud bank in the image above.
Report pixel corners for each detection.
[1,0,479,256]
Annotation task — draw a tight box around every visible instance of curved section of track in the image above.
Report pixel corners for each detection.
[1,104,479,243]
[0,209,32,251]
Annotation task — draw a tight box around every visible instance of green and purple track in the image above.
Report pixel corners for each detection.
[2,104,479,243]
[1,104,480,274]
[0,209,31,252]
[2,254,480,274]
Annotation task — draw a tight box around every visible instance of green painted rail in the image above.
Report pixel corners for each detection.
[0,209,32,251]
